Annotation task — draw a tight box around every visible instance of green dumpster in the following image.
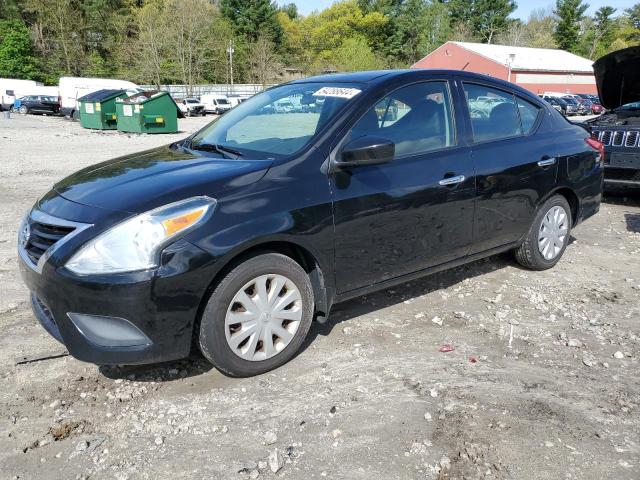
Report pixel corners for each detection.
[115,91,181,134]
[78,89,128,130]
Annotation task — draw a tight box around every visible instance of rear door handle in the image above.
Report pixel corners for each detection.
[538,157,556,167]
[438,175,465,186]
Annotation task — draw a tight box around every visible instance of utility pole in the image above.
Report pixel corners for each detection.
[507,53,515,83]
[227,41,235,94]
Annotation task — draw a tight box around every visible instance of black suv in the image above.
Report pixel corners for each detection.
[18,70,603,377]
[589,46,640,187]
[16,95,60,115]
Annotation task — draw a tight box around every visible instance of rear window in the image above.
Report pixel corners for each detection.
[464,83,540,142]
[464,84,522,142]
[516,97,540,134]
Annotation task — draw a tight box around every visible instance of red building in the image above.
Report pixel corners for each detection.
[412,41,597,95]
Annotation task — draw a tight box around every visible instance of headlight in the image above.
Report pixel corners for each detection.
[66,196,215,275]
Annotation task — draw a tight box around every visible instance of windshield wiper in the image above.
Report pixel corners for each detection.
[188,141,243,159]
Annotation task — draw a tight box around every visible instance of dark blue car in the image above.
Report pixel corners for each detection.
[19,70,603,376]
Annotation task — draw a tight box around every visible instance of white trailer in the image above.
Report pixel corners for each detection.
[0,78,43,110]
[59,77,140,118]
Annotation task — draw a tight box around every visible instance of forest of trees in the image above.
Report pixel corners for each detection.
[1,0,639,88]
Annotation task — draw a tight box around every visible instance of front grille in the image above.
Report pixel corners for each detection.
[612,131,625,146]
[25,219,75,265]
[595,129,640,148]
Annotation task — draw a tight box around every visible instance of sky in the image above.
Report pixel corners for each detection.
[275,0,637,19]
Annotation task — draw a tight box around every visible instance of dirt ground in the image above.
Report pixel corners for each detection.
[0,114,638,480]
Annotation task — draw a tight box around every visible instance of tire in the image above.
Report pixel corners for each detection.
[514,195,572,270]
[19,105,28,115]
[198,252,314,377]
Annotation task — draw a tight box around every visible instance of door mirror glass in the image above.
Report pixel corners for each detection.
[338,136,395,167]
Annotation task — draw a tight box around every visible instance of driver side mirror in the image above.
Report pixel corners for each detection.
[336,136,395,169]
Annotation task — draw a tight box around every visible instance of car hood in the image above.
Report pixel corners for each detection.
[593,46,640,110]
[53,145,272,213]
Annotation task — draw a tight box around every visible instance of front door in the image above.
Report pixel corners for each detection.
[330,80,476,294]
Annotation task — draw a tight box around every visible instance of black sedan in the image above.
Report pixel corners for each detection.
[16,95,60,115]
[18,70,603,377]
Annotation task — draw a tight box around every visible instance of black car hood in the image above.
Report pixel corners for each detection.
[53,145,272,213]
[593,46,640,110]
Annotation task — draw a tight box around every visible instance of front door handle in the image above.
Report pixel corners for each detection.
[537,157,556,167]
[438,175,465,186]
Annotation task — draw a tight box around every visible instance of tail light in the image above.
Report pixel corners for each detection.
[585,137,605,164]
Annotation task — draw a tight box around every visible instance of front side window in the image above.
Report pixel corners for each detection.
[191,82,363,158]
[349,81,455,157]
[464,83,523,142]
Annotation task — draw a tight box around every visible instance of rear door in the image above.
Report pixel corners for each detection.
[457,80,558,253]
[330,79,476,293]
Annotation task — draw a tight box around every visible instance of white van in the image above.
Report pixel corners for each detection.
[0,79,42,110]
[59,77,141,118]
[201,93,232,114]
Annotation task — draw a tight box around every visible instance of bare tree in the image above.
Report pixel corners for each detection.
[167,0,216,95]
[249,34,282,87]
[133,1,168,88]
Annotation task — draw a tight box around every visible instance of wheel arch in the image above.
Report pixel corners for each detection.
[541,186,580,226]
[195,239,332,340]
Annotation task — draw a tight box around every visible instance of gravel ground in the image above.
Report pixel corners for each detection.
[0,114,639,480]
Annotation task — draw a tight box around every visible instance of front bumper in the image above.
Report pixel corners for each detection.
[19,227,217,365]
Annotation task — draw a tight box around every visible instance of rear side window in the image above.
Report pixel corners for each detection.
[516,97,540,134]
[349,81,455,157]
[463,83,522,142]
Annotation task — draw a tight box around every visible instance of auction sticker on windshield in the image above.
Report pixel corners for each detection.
[313,87,361,99]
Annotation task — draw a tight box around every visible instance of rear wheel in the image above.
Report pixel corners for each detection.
[515,195,572,270]
[198,253,314,377]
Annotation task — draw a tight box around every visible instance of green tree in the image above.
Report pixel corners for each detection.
[220,0,283,46]
[525,9,558,48]
[278,2,298,20]
[319,35,383,72]
[580,6,617,58]
[472,0,517,44]
[0,0,21,20]
[388,0,451,64]
[553,0,589,52]
[447,0,516,44]
[626,3,640,29]
[0,19,40,79]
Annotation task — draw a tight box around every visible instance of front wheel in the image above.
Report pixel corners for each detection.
[198,253,314,377]
[18,105,28,114]
[515,195,572,270]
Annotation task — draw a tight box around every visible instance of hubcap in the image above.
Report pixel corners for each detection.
[538,205,569,261]
[224,274,302,362]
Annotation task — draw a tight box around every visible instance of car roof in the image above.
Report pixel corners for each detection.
[290,69,541,102]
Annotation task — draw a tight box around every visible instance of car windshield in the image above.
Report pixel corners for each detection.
[217,99,230,104]
[562,97,578,105]
[190,82,363,158]
[186,99,199,104]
